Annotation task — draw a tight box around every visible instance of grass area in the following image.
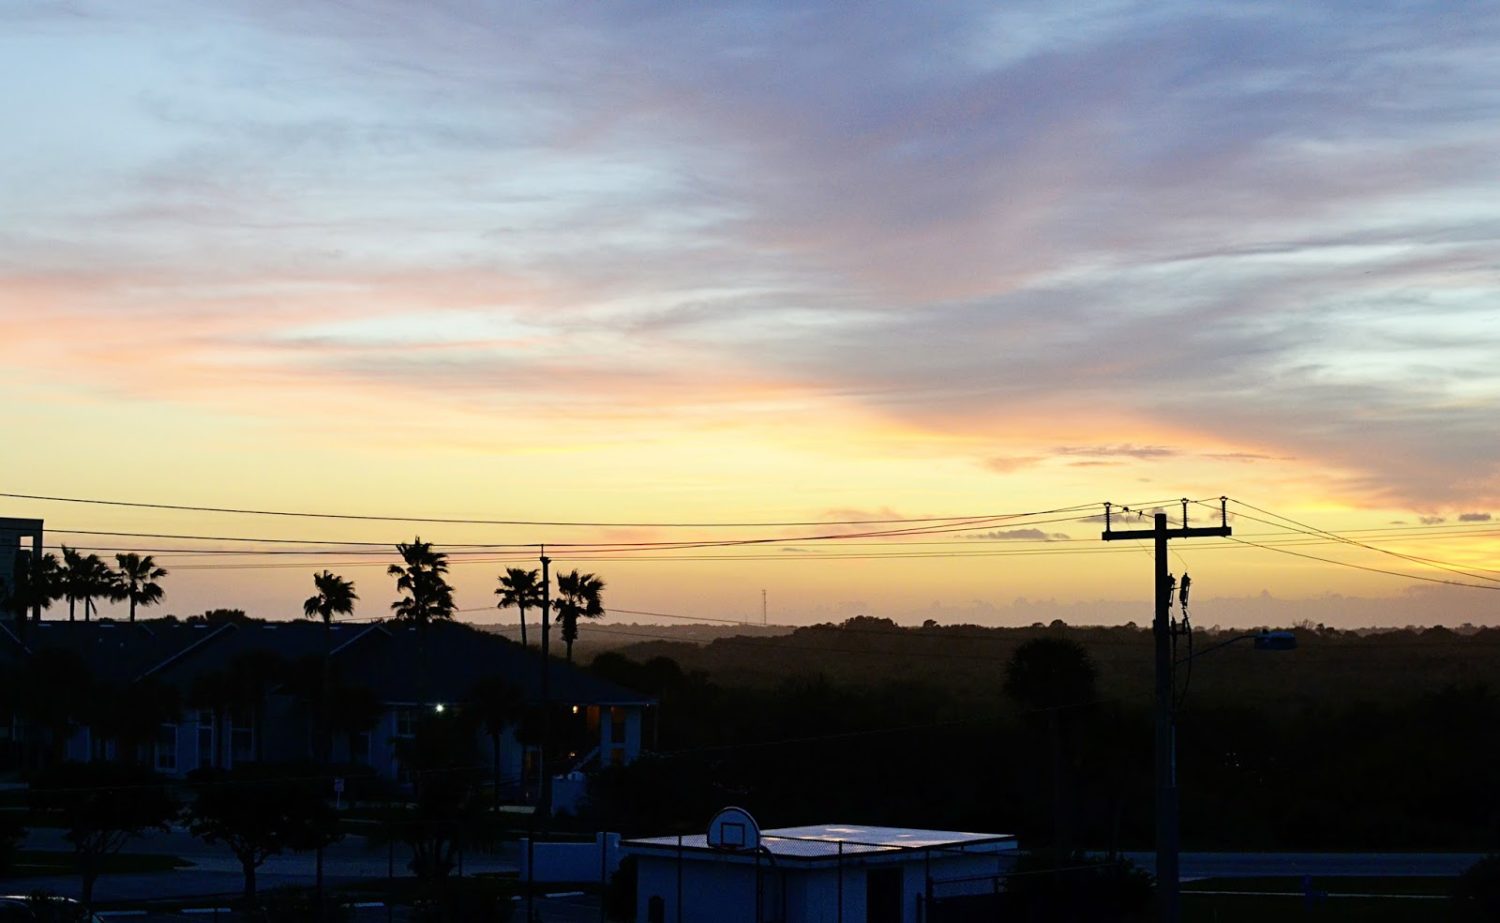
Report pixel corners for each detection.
[1182,892,1451,922]
[3,849,191,876]
[1183,876,1456,896]
[1182,878,1459,923]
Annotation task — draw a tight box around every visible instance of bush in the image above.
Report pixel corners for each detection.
[0,811,24,877]
[259,886,351,923]
[603,855,638,921]
[1453,854,1500,920]
[1001,851,1154,922]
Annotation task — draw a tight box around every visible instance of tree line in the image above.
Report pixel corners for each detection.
[2,536,611,658]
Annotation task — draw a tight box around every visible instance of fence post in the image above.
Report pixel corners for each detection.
[837,841,844,923]
[600,832,608,923]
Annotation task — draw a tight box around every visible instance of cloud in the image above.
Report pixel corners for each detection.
[1458,512,1493,522]
[966,529,1071,542]
[1420,516,1447,525]
[983,456,1042,474]
[1056,444,1178,459]
[3,0,1500,511]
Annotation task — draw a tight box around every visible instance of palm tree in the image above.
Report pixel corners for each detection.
[60,547,87,622]
[387,538,454,626]
[303,570,358,626]
[2,550,63,628]
[302,570,357,768]
[115,553,167,623]
[63,552,120,622]
[389,538,454,711]
[495,568,542,647]
[466,676,525,811]
[553,570,605,663]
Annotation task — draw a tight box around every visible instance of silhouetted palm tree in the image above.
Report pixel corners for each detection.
[553,570,605,663]
[75,553,121,622]
[388,538,454,626]
[495,568,542,647]
[389,539,454,710]
[60,547,87,622]
[303,570,358,626]
[2,550,63,628]
[466,676,525,811]
[303,570,357,770]
[114,553,167,623]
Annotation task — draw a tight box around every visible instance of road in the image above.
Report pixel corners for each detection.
[10,824,521,903]
[1119,850,1486,879]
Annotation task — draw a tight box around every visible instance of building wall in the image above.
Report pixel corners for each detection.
[636,854,761,923]
[631,848,1017,923]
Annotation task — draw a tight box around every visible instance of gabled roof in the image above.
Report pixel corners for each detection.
[332,620,655,706]
[6,620,227,684]
[7,617,654,708]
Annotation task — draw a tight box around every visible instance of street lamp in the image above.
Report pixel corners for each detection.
[1161,628,1297,921]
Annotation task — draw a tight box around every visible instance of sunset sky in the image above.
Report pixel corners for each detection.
[2,2,1497,628]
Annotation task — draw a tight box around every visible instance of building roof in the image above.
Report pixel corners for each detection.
[3,617,655,709]
[625,824,1016,862]
[3,620,226,684]
[332,620,656,706]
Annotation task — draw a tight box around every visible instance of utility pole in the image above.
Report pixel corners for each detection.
[1101,498,1229,923]
[529,547,552,923]
[762,589,767,627]
[539,548,552,816]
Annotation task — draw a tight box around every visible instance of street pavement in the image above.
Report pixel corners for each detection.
[10,824,520,903]
[1119,850,1486,879]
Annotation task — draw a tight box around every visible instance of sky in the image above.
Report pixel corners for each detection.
[1,1,1498,628]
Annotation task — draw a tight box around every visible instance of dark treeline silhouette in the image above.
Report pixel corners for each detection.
[581,617,1500,852]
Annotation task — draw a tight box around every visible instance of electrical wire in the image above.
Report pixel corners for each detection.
[0,490,1082,529]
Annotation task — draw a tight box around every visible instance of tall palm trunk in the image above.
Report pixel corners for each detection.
[519,604,528,647]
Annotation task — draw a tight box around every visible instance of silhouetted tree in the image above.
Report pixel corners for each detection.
[92,678,181,766]
[13,648,95,766]
[77,554,122,622]
[303,569,357,764]
[388,538,454,626]
[1004,637,1098,851]
[466,675,525,810]
[553,569,605,663]
[389,539,454,708]
[1,549,62,627]
[303,570,357,627]
[29,761,176,907]
[376,714,497,894]
[495,567,542,648]
[114,552,167,623]
[188,765,341,904]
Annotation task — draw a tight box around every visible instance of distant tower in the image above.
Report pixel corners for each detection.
[762,589,767,626]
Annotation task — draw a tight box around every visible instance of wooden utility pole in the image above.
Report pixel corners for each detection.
[1101,498,1229,923]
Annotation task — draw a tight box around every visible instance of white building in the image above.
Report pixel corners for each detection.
[623,808,1018,923]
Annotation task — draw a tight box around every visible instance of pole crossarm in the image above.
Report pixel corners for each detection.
[1101,526,1230,541]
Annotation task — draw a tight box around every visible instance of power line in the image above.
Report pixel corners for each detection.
[1225,499,1500,583]
[1225,535,1500,591]
[0,491,1061,529]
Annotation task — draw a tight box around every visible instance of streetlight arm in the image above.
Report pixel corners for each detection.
[1175,630,1296,666]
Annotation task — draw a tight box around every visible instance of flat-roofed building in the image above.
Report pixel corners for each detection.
[623,808,1018,923]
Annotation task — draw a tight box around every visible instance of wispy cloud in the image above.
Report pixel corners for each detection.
[2,0,1499,512]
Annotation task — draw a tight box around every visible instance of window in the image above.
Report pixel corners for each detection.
[155,724,177,772]
[197,710,214,768]
[351,730,371,765]
[394,709,415,738]
[231,710,254,762]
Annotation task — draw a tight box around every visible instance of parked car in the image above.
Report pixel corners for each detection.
[0,896,104,923]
